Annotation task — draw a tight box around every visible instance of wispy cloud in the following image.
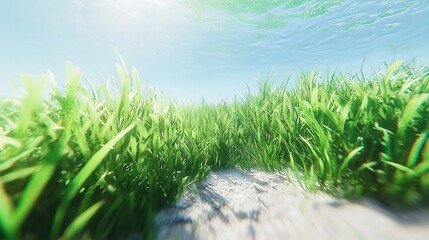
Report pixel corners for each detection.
[73,0,84,7]
[106,0,137,18]
[145,0,168,7]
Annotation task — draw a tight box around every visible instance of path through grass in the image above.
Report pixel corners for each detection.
[0,61,428,239]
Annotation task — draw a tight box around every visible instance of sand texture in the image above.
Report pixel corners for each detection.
[154,168,429,240]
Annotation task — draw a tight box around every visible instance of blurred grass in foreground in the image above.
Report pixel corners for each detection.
[0,60,428,239]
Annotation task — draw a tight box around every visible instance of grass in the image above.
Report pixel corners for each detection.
[0,60,428,239]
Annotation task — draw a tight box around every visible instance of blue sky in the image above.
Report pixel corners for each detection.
[1,0,429,103]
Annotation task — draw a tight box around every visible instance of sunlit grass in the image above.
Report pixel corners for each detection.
[0,60,428,239]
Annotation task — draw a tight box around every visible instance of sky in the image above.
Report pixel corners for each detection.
[1,0,429,103]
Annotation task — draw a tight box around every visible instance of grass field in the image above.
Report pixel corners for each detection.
[1,60,428,239]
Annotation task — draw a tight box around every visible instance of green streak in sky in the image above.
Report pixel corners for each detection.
[183,0,344,29]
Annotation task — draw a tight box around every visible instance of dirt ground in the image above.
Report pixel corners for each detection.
[154,168,429,240]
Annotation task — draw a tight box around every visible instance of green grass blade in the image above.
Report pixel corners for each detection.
[12,139,68,233]
[414,140,429,176]
[383,160,416,175]
[1,166,39,183]
[398,93,429,135]
[15,74,48,136]
[0,148,33,172]
[50,121,136,239]
[299,135,325,174]
[74,124,91,159]
[61,201,104,240]
[383,60,404,91]
[338,146,364,177]
[407,129,429,168]
[0,180,15,239]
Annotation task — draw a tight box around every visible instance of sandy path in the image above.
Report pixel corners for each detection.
[154,168,429,240]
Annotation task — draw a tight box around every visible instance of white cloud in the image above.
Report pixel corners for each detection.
[73,0,84,7]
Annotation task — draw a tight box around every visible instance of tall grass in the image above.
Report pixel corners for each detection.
[0,60,428,239]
